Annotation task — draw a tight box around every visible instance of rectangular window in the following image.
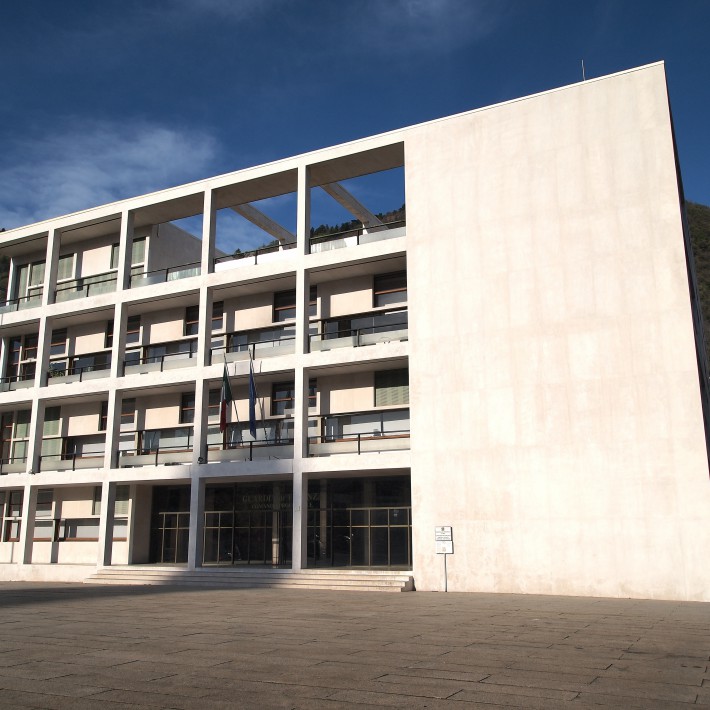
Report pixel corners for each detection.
[36,489,53,518]
[92,486,102,516]
[50,328,67,356]
[271,382,295,416]
[126,315,141,344]
[309,286,317,317]
[4,520,20,542]
[374,272,407,307]
[309,379,317,409]
[131,237,146,265]
[99,401,108,431]
[8,490,23,517]
[105,320,114,348]
[208,389,220,419]
[23,333,38,360]
[110,243,120,269]
[273,290,296,322]
[29,261,45,288]
[15,410,31,438]
[57,254,75,282]
[273,288,317,321]
[60,518,99,540]
[185,306,199,336]
[180,393,195,424]
[374,368,409,406]
[121,398,136,426]
[212,301,224,332]
[43,406,61,436]
[115,485,130,516]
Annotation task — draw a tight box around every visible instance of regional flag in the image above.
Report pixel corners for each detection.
[220,363,233,433]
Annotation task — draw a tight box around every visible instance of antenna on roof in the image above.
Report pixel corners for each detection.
[581,60,586,81]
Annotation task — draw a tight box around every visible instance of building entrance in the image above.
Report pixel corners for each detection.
[203,482,292,566]
[149,485,190,564]
[307,476,412,568]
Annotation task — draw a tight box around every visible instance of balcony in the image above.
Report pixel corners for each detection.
[38,435,106,472]
[207,420,294,462]
[124,340,198,375]
[0,456,27,475]
[308,408,410,456]
[310,307,408,352]
[309,220,405,254]
[0,373,35,393]
[130,262,201,288]
[214,242,296,272]
[211,326,295,364]
[0,292,43,314]
[54,272,117,302]
[308,409,409,456]
[47,354,111,384]
[119,427,193,467]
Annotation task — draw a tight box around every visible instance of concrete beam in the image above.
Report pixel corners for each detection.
[230,203,295,245]
[320,182,384,228]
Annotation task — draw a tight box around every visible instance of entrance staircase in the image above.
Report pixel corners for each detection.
[84,566,415,592]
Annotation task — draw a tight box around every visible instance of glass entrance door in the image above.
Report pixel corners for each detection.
[307,475,412,568]
[203,482,292,566]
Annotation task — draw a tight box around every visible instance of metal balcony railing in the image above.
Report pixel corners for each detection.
[308,408,410,456]
[47,360,111,383]
[0,372,36,392]
[54,272,117,302]
[310,307,408,352]
[0,456,27,475]
[214,242,296,270]
[123,342,198,373]
[38,452,105,472]
[211,331,295,363]
[0,292,43,313]
[309,220,406,254]
[130,261,201,288]
[119,427,194,467]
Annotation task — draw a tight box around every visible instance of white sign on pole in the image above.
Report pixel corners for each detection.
[436,540,453,555]
[435,526,452,542]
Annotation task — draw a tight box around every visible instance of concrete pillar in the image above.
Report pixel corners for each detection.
[191,377,209,465]
[104,389,122,471]
[42,228,60,307]
[97,480,117,567]
[110,301,128,379]
[196,286,213,369]
[291,469,308,571]
[26,399,46,474]
[187,475,206,569]
[296,164,311,256]
[35,307,52,389]
[201,189,216,275]
[117,210,134,291]
[18,483,37,564]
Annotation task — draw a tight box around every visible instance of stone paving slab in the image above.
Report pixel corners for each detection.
[0,583,708,708]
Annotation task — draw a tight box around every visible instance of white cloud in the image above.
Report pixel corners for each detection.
[358,0,508,52]
[0,120,217,230]
[164,0,288,21]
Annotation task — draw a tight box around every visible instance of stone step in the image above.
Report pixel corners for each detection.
[84,567,415,592]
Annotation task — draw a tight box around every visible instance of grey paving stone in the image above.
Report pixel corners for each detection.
[0,583,708,709]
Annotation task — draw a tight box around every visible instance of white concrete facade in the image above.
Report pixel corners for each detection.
[1,62,708,600]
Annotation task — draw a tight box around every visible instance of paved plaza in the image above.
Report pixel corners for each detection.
[0,582,708,709]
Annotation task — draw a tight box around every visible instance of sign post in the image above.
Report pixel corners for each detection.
[435,526,453,592]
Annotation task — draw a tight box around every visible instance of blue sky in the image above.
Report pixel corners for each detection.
[1,0,709,250]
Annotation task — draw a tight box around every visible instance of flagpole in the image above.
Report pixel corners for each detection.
[247,347,268,441]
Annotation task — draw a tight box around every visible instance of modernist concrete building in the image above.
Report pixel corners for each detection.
[1,61,709,599]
